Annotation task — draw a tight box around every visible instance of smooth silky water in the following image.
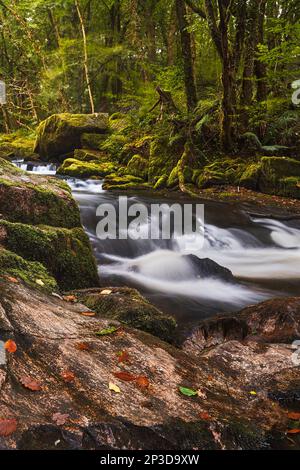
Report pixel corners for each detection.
[14,161,300,327]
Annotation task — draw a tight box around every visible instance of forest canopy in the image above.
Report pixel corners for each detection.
[0,0,299,152]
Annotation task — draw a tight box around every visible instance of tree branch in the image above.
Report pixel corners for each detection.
[184,0,206,19]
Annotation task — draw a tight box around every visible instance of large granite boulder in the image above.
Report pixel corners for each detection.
[0,279,298,450]
[34,113,109,160]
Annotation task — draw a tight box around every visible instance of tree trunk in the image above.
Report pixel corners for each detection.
[175,0,197,112]
[255,0,268,102]
[75,0,95,114]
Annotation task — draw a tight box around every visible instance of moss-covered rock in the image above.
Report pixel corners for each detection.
[75,287,177,342]
[260,156,300,196]
[0,221,98,290]
[34,113,109,160]
[80,133,108,150]
[239,163,261,190]
[57,158,116,179]
[73,148,114,163]
[102,173,149,190]
[126,154,148,179]
[197,159,245,189]
[0,248,57,292]
[278,177,300,198]
[0,132,37,161]
[0,158,81,227]
[100,133,129,158]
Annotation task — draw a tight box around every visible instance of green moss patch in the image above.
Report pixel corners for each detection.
[57,158,116,179]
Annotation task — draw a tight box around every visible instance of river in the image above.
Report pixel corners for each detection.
[14,160,300,327]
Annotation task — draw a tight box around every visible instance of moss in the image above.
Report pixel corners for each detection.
[259,156,300,197]
[154,174,168,189]
[74,149,115,163]
[34,113,109,160]
[57,158,116,179]
[0,248,57,292]
[80,133,108,150]
[239,132,262,155]
[0,133,37,161]
[109,113,129,132]
[76,287,177,342]
[149,136,182,183]
[100,134,129,158]
[197,159,246,189]
[126,154,148,179]
[122,135,153,160]
[0,221,99,290]
[239,163,262,190]
[278,177,300,198]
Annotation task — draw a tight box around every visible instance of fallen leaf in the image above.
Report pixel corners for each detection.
[52,413,69,426]
[35,279,45,286]
[114,371,136,382]
[179,386,198,397]
[5,276,19,284]
[249,391,257,396]
[100,289,112,295]
[63,295,77,303]
[96,326,118,336]
[75,342,90,351]
[61,370,75,383]
[287,412,300,420]
[135,376,150,389]
[20,376,42,391]
[109,382,121,393]
[80,311,95,317]
[4,339,17,353]
[118,351,130,363]
[287,429,300,434]
[0,418,17,436]
[199,412,212,421]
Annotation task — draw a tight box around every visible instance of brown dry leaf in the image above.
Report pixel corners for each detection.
[52,413,69,426]
[61,370,75,383]
[287,412,300,420]
[75,342,90,351]
[287,429,300,434]
[63,295,77,303]
[0,418,17,436]
[4,339,17,353]
[20,376,42,391]
[80,311,95,317]
[135,376,150,389]
[100,289,112,295]
[118,351,130,363]
[114,371,136,382]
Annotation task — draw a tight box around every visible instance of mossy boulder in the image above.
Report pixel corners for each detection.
[57,158,116,179]
[239,163,261,190]
[259,156,300,197]
[73,149,113,163]
[103,174,149,190]
[80,133,108,150]
[0,221,98,290]
[34,113,109,160]
[0,158,80,227]
[75,287,177,342]
[0,248,57,292]
[0,133,38,161]
[126,154,148,179]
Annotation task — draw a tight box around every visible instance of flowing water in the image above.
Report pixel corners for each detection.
[14,161,300,326]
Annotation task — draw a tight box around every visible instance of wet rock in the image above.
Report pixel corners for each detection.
[34,113,109,160]
[0,279,296,450]
[183,255,235,282]
[57,158,116,179]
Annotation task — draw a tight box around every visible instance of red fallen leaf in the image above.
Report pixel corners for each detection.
[80,311,95,317]
[118,351,130,363]
[63,295,77,303]
[135,376,150,389]
[114,371,136,382]
[0,418,17,436]
[75,342,90,351]
[4,339,17,353]
[287,412,300,420]
[20,376,42,391]
[61,370,75,383]
[287,429,300,434]
[5,276,19,284]
[52,413,69,426]
[199,412,212,421]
